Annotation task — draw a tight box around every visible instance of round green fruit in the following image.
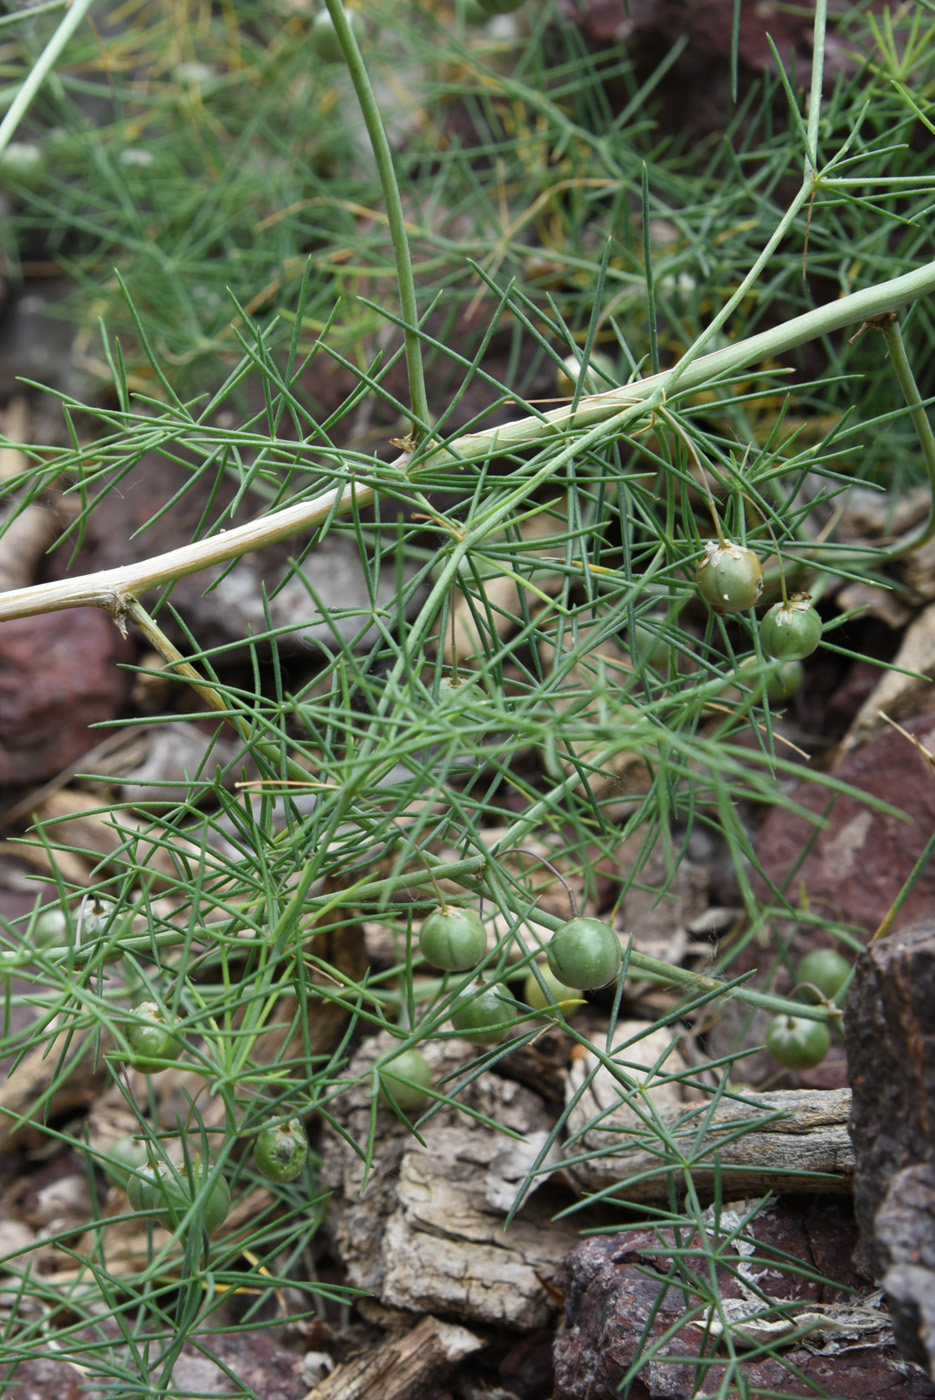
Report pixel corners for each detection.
[765,1013,830,1070]
[377,1049,433,1112]
[796,948,852,1003]
[696,540,764,614]
[311,7,362,61]
[127,1002,183,1073]
[733,656,804,705]
[34,906,71,950]
[450,979,517,1045]
[419,906,486,973]
[760,596,822,662]
[522,964,584,1018]
[0,142,46,192]
[102,1135,149,1190]
[764,658,804,703]
[254,1117,309,1183]
[127,1157,230,1234]
[546,917,622,991]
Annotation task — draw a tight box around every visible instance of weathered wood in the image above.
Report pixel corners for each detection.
[561,1084,855,1202]
[303,1314,483,1400]
[321,1034,580,1331]
[559,1024,854,1201]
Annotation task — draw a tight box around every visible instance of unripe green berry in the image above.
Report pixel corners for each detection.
[765,1013,830,1070]
[254,1118,309,1183]
[127,1156,230,1234]
[102,1135,149,1190]
[546,917,622,990]
[127,1001,183,1073]
[732,656,804,705]
[419,906,487,973]
[760,596,823,662]
[311,7,362,61]
[796,948,852,1003]
[764,658,804,702]
[33,906,71,950]
[377,1049,433,1112]
[0,142,46,192]
[523,964,584,1018]
[696,540,764,614]
[450,979,517,1045]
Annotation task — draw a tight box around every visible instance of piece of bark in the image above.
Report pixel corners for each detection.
[321,1034,580,1330]
[561,1085,854,1202]
[304,1314,484,1400]
[845,924,935,1377]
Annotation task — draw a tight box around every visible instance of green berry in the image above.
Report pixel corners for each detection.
[311,7,362,61]
[796,949,852,1003]
[546,917,622,990]
[0,141,46,192]
[127,1001,183,1073]
[765,1013,830,1070]
[101,1135,149,1190]
[377,1049,433,1112]
[450,979,517,1045]
[696,540,764,614]
[733,656,804,704]
[522,964,584,1018]
[419,906,486,973]
[764,658,804,702]
[33,906,71,950]
[254,1118,309,1183]
[760,596,823,662]
[127,1157,230,1234]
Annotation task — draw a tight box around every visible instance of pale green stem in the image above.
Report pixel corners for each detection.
[3,256,935,624]
[322,0,430,438]
[0,0,96,156]
[875,315,935,557]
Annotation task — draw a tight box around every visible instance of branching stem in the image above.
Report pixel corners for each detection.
[2,261,935,624]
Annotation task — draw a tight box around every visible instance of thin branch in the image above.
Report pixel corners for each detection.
[1,259,934,623]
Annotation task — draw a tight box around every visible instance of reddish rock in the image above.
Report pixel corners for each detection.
[172,1331,310,1399]
[846,925,935,1376]
[552,1198,934,1400]
[754,715,935,939]
[0,609,131,783]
